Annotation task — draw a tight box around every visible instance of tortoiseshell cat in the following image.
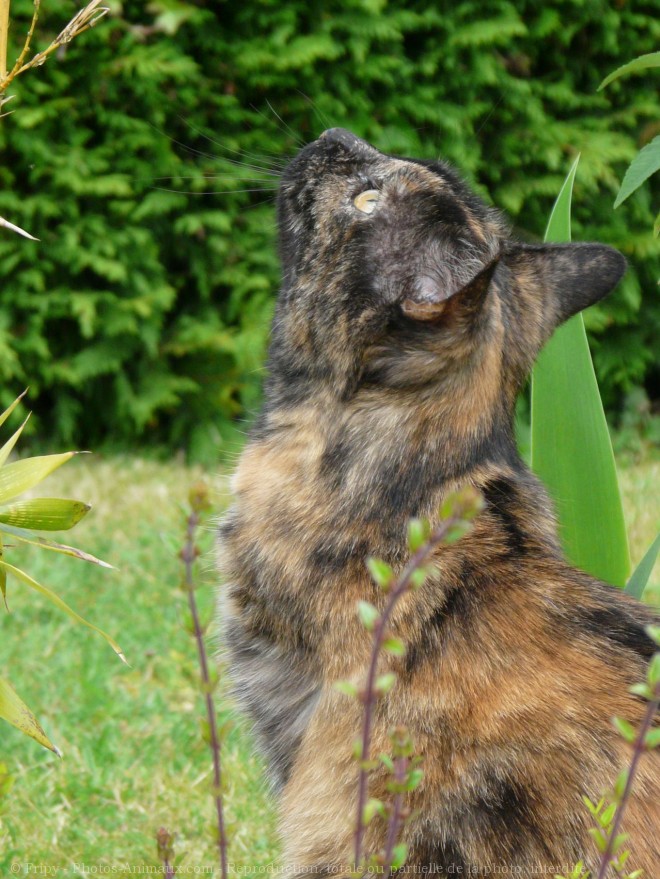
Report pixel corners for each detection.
[218,128,659,874]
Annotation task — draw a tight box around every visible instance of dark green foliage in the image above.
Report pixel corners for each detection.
[0,0,657,462]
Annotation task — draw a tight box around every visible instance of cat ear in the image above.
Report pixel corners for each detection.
[401,254,500,322]
[506,242,626,327]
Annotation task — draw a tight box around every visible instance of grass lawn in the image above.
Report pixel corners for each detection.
[0,452,657,872]
[0,455,277,872]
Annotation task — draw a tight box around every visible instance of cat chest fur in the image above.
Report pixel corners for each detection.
[221,399,555,783]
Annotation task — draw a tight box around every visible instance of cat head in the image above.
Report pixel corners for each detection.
[269,128,625,405]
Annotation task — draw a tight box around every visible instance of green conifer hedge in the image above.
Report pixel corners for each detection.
[0,0,657,462]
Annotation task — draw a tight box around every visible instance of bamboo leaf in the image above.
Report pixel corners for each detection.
[626,532,660,600]
[0,559,126,662]
[531,156,630,587]
[598,52,660,90]
[0,216,39,240]
[0,390,27,431]
[0,414,30,469]
[0,532,5,610]
[0,676,60,754]
[0,497,91,531]
[614,136,660,208]
[0,452,82,504]
[0,524,114,568]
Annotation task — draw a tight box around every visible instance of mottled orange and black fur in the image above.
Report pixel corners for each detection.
[218,129,659,874]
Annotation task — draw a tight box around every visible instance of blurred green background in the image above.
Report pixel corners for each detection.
[0,0,658,463]
[0,2,658,868]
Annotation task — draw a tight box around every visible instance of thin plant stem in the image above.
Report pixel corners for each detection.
[0,0,108,93]
[353,501,477,868]
[181,506,229,879]
[156,827,175,879]
[595,683,660,879]
[382,754,407,876]
[8,0,39,80]
[0,0,10,82]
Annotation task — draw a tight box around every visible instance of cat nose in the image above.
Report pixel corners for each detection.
[320,128,362,150]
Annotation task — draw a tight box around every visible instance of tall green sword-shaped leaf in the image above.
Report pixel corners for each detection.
[531,155,630,587]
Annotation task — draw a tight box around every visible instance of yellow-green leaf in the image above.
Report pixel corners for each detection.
[0,390,27,431]
[0,498,91,531]
[614,136,660,208]
[0,415,30,469]
[0,676,60,754]
[531,156,630,587]
[626,532,660,600]
[0,559,126,663]
[0,525,114,568]
[598,52,660,90]
[0,452,81,504]
[0,532,5,610]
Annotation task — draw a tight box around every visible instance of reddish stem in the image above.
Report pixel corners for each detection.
[156,826,175,879]
[182,509,229,879]
[595,681,660,879]
[353,510,470,868]
[382,754,407,876]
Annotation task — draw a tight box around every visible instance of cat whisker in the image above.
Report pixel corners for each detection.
[207,155,283,176]
[294,90,333,132]
[265,100,305,146]
[474,94,504,138]
[146,121,229,163]
[249,102,305,147]
[174,114,290,168]
[149,175,281,184]
[147,121,282,176]
[152,186,278,196]
[236,196,279,215]
[216,151,288,170]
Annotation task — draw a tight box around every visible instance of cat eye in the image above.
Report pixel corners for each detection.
[353,189,380,214]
